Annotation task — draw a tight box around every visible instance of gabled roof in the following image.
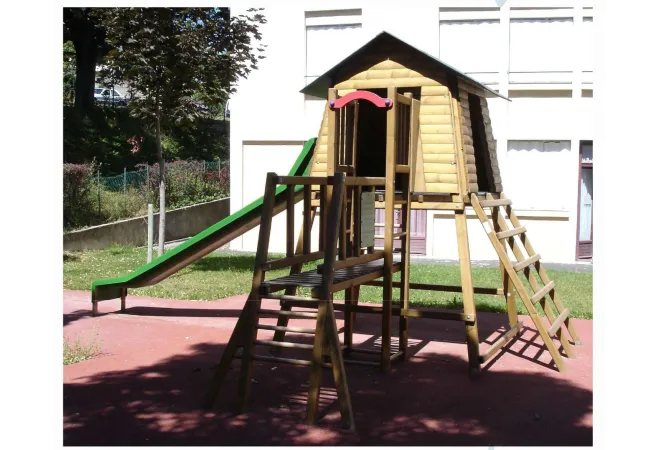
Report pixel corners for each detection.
[300,31,510,101]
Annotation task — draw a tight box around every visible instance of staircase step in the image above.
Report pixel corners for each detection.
[248,354,332,368]
[547,308,570,336]
[255,339,314,350]
[256,324,317,334]
[480,198,512,207]
[258,309,318,318]
[496,226,526,239]
[513,254,541,272]
[530,281,555,305]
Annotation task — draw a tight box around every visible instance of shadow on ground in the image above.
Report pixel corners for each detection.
[64,333,592,446]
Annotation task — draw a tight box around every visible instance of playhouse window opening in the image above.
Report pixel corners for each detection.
[467,93,495,192]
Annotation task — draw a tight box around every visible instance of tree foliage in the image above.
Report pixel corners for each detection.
[93,7,265,128]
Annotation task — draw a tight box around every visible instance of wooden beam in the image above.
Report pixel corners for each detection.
[262,251,324,271]
[316,250,385,273]
[479,321,523,363]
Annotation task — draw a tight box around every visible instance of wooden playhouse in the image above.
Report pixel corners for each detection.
[204,31,581,430]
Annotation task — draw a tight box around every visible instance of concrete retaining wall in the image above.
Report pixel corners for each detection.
[63,198,230,252]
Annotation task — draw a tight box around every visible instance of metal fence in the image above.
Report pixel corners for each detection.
[100,160,229,192]
[91,160,230,224]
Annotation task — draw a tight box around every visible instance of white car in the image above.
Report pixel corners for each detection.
[94,88,127,106]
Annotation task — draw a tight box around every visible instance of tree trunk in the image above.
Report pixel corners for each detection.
[73,31,98,112]
[156,117,166,256]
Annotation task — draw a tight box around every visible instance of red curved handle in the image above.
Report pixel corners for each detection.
[329,90,392,109]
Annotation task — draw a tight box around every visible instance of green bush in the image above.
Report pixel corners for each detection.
[63,163,97,230]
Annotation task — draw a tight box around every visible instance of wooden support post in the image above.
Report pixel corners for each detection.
[492,202,519,333]
[399,92,413,359]
[286,186,295,257]
[303,185,312,254]
[381,86,397,373]
[455,209,481,377]
[202,306,250,409]
[306,173,353,429]
[120,288,127,312]
[237,172,278,412]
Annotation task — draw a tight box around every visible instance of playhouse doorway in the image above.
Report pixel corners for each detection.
[355,88,388,177]
[351,88,427,254]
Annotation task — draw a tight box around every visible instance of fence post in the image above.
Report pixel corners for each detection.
[123,167,127,213]
[97,168,101,219]
[147,203,154,263]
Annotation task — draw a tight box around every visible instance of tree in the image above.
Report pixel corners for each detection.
[95,7,266,255]
[63,41,76,106]
[63,8,109,112]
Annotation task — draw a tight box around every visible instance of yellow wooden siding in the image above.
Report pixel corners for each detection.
[310,107,329,177]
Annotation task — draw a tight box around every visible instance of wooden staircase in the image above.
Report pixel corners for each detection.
[203,172,358,429]
[471,193,582,372]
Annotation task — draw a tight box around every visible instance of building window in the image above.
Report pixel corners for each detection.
[581,16,594,72]
[509,18,574,73]
[305,10,362,85]
[506,140,572,211]
[439,19,501,78]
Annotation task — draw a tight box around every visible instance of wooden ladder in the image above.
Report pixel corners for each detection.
[471,193,581,372]
[203,172,355,430]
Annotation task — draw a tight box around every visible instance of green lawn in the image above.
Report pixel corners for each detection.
[64,245,593,319]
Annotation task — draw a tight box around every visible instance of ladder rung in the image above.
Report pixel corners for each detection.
[343,358,380,367]
[496,226,526,239]
[395,165,410,173]
[530,281,555,305]
[258,309,318,318]
[250,354,332,368]
[547,308,570,336]
[513,253,541,272]
[480,198,512,207]
[256,324,316,334]
[264,294,320,305]
[255,339,314,350]
[375,223,402,228]
[394,199,408,205]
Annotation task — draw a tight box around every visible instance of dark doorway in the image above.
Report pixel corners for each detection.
[355,88,388,177]
[468,93,495,192]
[576,141,593,260]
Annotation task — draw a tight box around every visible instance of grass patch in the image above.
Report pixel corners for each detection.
[63,245,592,319]
[64,328,102,365]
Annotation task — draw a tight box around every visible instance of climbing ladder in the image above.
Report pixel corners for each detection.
[471,193,582,372]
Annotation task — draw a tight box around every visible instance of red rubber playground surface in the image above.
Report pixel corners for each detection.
[63,290,592,446]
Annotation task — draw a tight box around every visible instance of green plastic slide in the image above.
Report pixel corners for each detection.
[91,137,317,303]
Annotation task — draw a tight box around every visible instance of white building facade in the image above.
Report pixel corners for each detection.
[229,1,594,263]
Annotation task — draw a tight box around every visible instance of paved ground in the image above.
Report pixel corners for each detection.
[63,290,593,446]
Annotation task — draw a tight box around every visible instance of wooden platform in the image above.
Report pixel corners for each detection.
[260,260,402,296]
